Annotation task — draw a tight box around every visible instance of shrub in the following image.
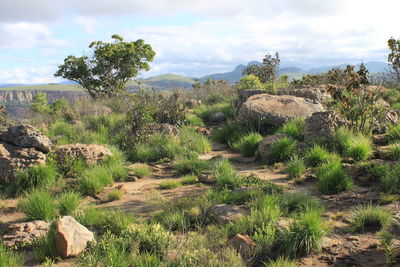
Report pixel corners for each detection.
[134,134,182,162]
[0,242,24,267]
[19,190,56,221]
[280,210,328,257]
[103,209,135,235]
[280,192,323,215]
[179,127,211,154]
[389,142,400,160]
[317,160,352,194]
[58,191,81,216]
[264,257,296,267]
[381,163,400,193]
[213,159,241,189]
[231,132,263,157]
[130,163,152,178]
[285,155,306,179]
[349,204,393,232]
[343,134,372,161]
[266,137,297,164]
[13,162,59,195]
[158,180,181,190]
[181,175,197,185]
[304,145,337,167]
[280,118,305,141]
[107,189,124,202]
[174,158,209,175]
[79,165,114,195]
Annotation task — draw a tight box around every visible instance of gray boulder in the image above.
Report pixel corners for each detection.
[304,111,345,142]
[258,133,288,161]
[279,85,331,103]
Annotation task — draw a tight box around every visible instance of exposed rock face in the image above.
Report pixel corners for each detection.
[3,220,50,248]
[304,111,345,142]
[237,89,266,108]
[280,85,331,103]
[55,144,112,165]
[227,234,256,258]
[0,142,46,184]
[147,123,179,137]
[210,112,226,124]
[0,124,52,153]
[55,216,94,258]
[238,94,324,125]
[210,204,246,224]
[258,134,287,161]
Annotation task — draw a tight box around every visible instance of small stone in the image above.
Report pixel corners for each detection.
[227,234,256,258]
[210,204,245,224]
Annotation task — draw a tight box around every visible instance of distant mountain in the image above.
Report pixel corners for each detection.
[0,83,25,88]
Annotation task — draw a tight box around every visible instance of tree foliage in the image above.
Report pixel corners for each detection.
[244,52,280,83]
[236,74,263,93]
[55,34,155,97]
[388,37,400,84]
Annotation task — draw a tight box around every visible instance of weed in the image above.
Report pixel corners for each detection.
[174,158,209,175]
[107,189,124,202]
[280,118,305,141]
[0,241,24,267]
[33,225,57,262]
[381,163,400,194]
[266,137,297,164]
[158,180,181,190]
[179,127,212,154]
[213,158,241,189]
[264,257,296,267]
[378,230,397,265]
[181,175,198,185]
[280,192,323,215]
[78,165,114,196]
[343,134,372,161]
[389,142,400,160]
[130,163,152,178]
[304,145,337,167]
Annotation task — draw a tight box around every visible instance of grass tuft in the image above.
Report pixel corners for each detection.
[317,160,352,194]
[285,155,306,179]
[19,190,56,221]
[231,132,263,157]
[349,204,393,232]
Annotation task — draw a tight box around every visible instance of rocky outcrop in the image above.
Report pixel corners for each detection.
[236,89,266,108]
[0,124,52,153]
[55,144,112,165]
[258,134,288,161]
[3,220,50,248]
[227,234,256,258]
[0,90,89,103]
[210,204,246,224]
[280,85,331,103]
[238,94,324,125]
[304,111,345,142]
[54,216,94,258]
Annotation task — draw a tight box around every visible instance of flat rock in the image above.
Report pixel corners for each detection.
[55,144,112,165]
[3,220,50,248]
[210,204,245,224]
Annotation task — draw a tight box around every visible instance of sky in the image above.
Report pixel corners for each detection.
[0,0,399,84]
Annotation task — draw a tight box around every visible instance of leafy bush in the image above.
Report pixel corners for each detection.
[78,165,114,196]
[181,174,197,185]
[381,163,400,193]
[213,159,241,189]
[349,204,393,232]
[280,210,328,257]
[231,132,263,156]
[236,74,264,93]
[19,190,57,221]
[304,145,337,167]
[158,180,181,190]
[389,142,400,160]
[266,137,297,164]
[279,118,305,141]
[174,158,209,175]
[317,160,352,194]
[58,191,81,216]
[0,241,24,267]
[285,155,306,179]
[107,189,124,202]
[130,163,152,178]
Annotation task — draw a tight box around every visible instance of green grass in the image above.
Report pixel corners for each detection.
[304,145,337,167]
[57,191,81,216]
[33,225,57,262]
[185,113,205,127]
[0,242,24,267]
[389,142,400,160]
[179,127,212,154]
[266,137,297,164]
[206,187,263,205]
[75,207,107,228]
[213,158,241,189]
[181,174,198,185]
[317,160,352,194]
[213,121,252,144]
[194,102,234,122]
[264,257,296,267]
[279,118,305,141]
[107,189,124,202]
[19,190,57,221]
[381,163,400,194]
[343,134,372,161]
[158,180,181,190]
[130,163,152,178]
[174,158,209,175]
[349,204,393,232]
[134,134,182,162]
[387,124,400,142]
[370,162,390,180]
[231,132,263,157]
[285,155,306,179]
[78,165,114,196]
[280,192,323,215]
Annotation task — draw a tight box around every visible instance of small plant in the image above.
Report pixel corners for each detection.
[75,207,107,228]
[280,192,323,215]
[181,175,197,185]
[280,118,305,141]
[285,155,306,179]
[103,209,135,234]
[370,162,390,180]
[213,121,252,144]
[317,160,352,194]
[19,190,56,221]
[378,230,397,265]
[0,241,24,267]
[231,132,263,157]
[78,165,114,195]
[179,127,212,154]
[266,137,297,164]
[380,194,400,204]
[159,180,181,190]
[185,113,205,127]
[107,189,124,202]
[304,145,337,167]
[174,158,209,175]
[33,225,57,262]
[349,204,393,232]
[389,142,400,160]
[213,158,241,189]
[130,163,152,178]
[343,134,372,161]
[134,134,182,162]
[381,163,400,194]
[58,191,81,216]
[264,257,296,267]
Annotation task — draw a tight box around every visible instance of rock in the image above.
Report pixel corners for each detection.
[198,173,215,185]
[3,220,50,248]
[236,89,266,108]
[55,216,94,258]
[280,85,332,103]
[372,134,388,146]
[147,123,179,137]
[0,124,52,153]
[227,234,256,258]
[373,109,399,134]
[304,111,345,142]
[210,204,246,224]
[275,217,294,230]
[258,133,287,161]
[194,127,211,136]
[210,112,226,124]
[0,142,46,184]
[238,94,324,125]
[55,144,112,165]
[376,146,391,160]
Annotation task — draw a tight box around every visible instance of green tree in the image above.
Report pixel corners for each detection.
[236,74,264,93]
[31,92,51,113]
[388,37,400,83]
[244,52,280,83]
[55,34,156,97]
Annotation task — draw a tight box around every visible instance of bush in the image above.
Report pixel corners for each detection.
[266,137,297,164]
[389,142,400,160]
[158,180,181,190]
[58,191,81,216]
[317,160,352,194]
[134,134,182,162]
[107,189,124,202]
[179,127,211,154]
[213,159,241,189]
[130,163,152,178]
[343,134,372,161]
[231,132,263,157]
[280,118,305,141]
[285,155,306,179]
[349,204,393,232]
[174,158,209,175]
[304,145,337,167]
[0,242,24,267]
[280,210,328,257]
[181,175,197,185]
[371,162,390,180]
[126,223,173,254]
[381,163,400,193]
[19,190,56,221]
[13,162,59,195]
[103,209,135,235]
[78,165,114,195]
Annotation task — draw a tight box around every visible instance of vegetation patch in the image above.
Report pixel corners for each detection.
[231,132,263,157]
[317,160,352,194]
[349,204,393,232]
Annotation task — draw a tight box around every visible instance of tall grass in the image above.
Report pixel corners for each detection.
[174,158,209,175]
[19,190,57,221]
[179,127,211,154]
[134,134,182,162]
[285,155,306,179]
[231,132,263,157]
[279,118,305,141]
[0,242,24,267]
[349,204,393,232]
[213,159,241,189]
[78,165,114,195]
[317,160,352,194]
[266,137,297,164]
[57,191,81,216]
[304,145,337,167]
[381,163,400,193]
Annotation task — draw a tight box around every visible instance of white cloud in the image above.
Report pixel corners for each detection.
[74,16,97,35]
[0,67,60,84]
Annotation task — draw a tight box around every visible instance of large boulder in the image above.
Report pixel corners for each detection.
[238,94,324,125]
[258,134,287,161]
[0,142,46,184]
[0,124,52,153]
[55,144,112,165]
[304,111,345,142]
[55,216,94,258]
[3,220,50,248]
[279,85,331,103]
[236,89,267,108]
